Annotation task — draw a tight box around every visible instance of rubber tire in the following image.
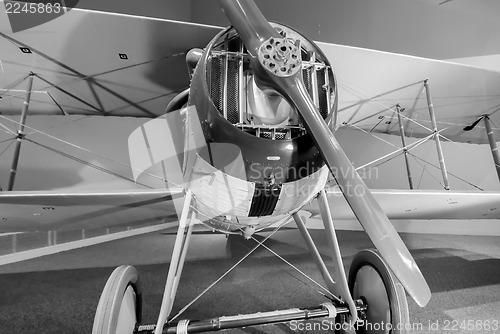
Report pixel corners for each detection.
[348,249,409,334]
[92,265,142,334]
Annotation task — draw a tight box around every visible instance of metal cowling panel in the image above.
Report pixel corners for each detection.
[273,165,329,215]
[189,155,254,218]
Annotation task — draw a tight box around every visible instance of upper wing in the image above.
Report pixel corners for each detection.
[318,42,500,144]
[0,8,222,117]
[0,188,182,232]
[3,7,499,146]
[303,188,500,220]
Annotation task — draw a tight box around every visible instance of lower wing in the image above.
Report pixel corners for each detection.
[304,188,500,220]
[0,187,498,233]
[0,188,183,232]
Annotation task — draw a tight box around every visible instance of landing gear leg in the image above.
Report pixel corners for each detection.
[293,189,358,324]
[154,190,195,334]
[92,191,195,334]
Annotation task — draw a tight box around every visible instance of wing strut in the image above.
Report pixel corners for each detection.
[396,104,414,189]
[424,79,450,190]
[7,72,34,191]
[484,115,500,182]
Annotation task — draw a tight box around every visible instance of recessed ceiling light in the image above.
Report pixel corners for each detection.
[119,53,128,60]
[20,47,32,54]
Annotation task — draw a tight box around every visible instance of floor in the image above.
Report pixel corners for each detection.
[0,227,499,334]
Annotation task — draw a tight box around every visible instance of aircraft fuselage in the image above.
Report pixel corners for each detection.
[184,24,337,233]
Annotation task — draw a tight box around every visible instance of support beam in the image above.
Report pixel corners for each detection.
[7,73,34,191]
[238,41,246,124]
[424,79,450,190]
[292,212,337,295]
[12,234,17,253]
[324,65,335,129]
[309,52,319,108]
[222,37,229,119]
[484,115,500,182]
[396,104,414,189]
[155,190,194,334]
[317,190,358,323]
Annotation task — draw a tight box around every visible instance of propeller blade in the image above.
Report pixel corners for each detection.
[218,0,431,307]
[218,0,278,56]
[284,77,431,307]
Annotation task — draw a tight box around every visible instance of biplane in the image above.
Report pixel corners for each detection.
[1,0,500,333]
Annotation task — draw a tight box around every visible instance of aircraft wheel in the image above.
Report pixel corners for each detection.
[348,249,409,334]
[92,265,142,334]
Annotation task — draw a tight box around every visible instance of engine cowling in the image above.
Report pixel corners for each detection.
[188,23,337,186]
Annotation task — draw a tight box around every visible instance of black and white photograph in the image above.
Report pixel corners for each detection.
[0,1,499,333]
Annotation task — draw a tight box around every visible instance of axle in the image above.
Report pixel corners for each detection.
[136,300,366,334]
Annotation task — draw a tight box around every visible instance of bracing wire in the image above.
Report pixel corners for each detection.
[228,220,339,302]
[168,218,292,323]
[246,233,339,301]
[0,114,185,189]
[0,138,16,157]
[408,152,484,191]
[0,53,186,105]
[25,138,153,188]
[338,78,500,188]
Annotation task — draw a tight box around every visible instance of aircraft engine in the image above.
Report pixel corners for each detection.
[187,23,338,186]
[203,23,336,138]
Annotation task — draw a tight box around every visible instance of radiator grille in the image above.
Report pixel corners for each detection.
[226,58,240,124]
[209,55,240,124]
[301,67,329,119]
[248,184,281,216]
[302,69,312,96]
[209,56,224,112]
[260,131,272,139]
[274,133,285,140]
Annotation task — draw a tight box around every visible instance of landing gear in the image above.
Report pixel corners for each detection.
[349,249,409,334]
[92,265,142,334]
[91,193,410,334]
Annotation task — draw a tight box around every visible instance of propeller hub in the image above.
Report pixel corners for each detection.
[258,37,302,77]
